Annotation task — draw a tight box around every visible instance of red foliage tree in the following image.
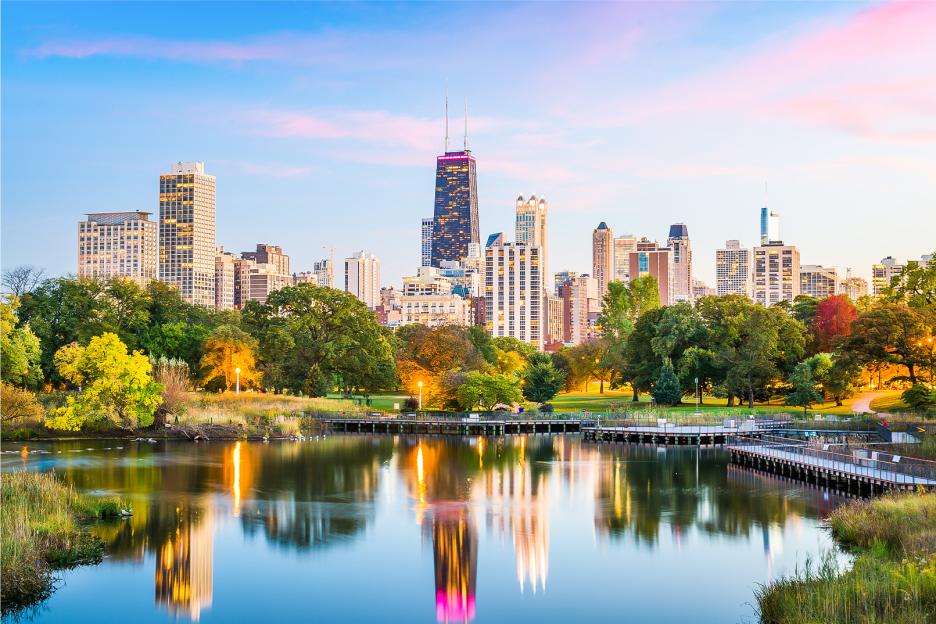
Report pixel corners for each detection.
[811,295,858,352]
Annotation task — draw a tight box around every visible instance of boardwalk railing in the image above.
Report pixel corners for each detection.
[727,433,936,486]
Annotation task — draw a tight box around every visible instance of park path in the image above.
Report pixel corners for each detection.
[851,391,884,414]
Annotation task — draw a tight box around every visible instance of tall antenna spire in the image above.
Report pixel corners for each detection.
[764,180,768,208]
[443,94,449,153]
[464,98,469,151]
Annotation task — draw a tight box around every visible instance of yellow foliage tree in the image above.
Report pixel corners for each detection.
[199,324,261,391]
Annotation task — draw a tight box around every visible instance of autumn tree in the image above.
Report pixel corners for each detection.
[46,332,162,431]
[811,295,858,352]
[394,324,485,407]
[199,325,262,391]
[841,304,931,383]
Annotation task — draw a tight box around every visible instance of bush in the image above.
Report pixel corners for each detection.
[903,383,936,411]
[540,402,554,413]
[403,397,419,411]
[652,365,682,406]
[0,383,44,429]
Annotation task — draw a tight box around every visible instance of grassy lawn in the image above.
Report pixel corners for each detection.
[870,391,909,413]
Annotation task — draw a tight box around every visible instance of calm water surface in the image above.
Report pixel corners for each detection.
[2,435,848,623]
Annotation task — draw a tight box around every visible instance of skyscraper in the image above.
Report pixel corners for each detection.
[753,242,800,305]
[592,222,613,303]
[431,105,479,267]
[760,206,780,245]
[715,240,752,297]
[214,247,236,310]
[421,217,434,267]
[240,244,292,305]
[515,195,549,292]
[628,246,674,306]
[667,223,692,302]
[613,235,637,282]
[345,251,381,309]
[159,162,217,307]
[77,211,158,286]
[484,235,543,350]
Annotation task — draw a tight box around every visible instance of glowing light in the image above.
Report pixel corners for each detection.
[232,441,241,516]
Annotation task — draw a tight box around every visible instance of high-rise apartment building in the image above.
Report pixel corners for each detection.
[232,257,253,309]
[159,162,216,307]
[241,244,289,277]
[715,240,752,298]
[431,148,479,266]
[421,217,434,267]
[345,251,381,309]
[592,222,613,303]
[402,266,453,296]
[553,271,578,297]
[800,265,839,299]
[613,235,637,282]
[214,248,236,310]
[753,242,800,305]
[628,246,674,306]
[313,258,334,289]
[546,295,563,346]
[559,274,599,346]
[77,211,158,285]
[667,223,692,302]
[484,236,543,350]
[241,244,292,305]
[871,256,905,296]
[515,195,549,292]
[840,274,869,300]
[760,206,780,245]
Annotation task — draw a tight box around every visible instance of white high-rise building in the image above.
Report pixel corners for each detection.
[484,235,543,350]
[613,235,637,282]
[515,195,549,293]
[559,274,598,346]
[77,211,158,286]
[214,248,236,310]
[345,251,381,309]
[753,242,800,305]
[871,256,905,297]
[592,222,613,303]
[715,240,752,298]
[314,258,334,289]
[159,162,217,307]
[421,217,434,267]
[667,223,692,302]
[800,265,839,299]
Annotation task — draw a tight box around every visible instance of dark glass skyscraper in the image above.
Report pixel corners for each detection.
[431,150,479,266]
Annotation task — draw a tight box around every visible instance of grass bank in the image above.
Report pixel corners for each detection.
[1,471,127,613]
[756,492,936,623]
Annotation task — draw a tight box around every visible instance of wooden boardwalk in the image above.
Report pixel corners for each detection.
[323,417,596,436]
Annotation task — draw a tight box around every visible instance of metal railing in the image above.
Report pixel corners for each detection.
[727,433,936,486]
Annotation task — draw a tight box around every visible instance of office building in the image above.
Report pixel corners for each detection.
[313,258,334,289]
[421,217,434,267]
[345,251,381,309]
[667,223,692,302]
[553,271,578,297]
[715,240,752,298]
[431,140,479,266]
[628,246,674,306]
[159,161,216,307]
[800,265,839,299]
[760,206,780,245]
[484,235,543,350]
[872,256,904,296]
[214,248,236,310]
[294,271,319,286]
[438,260,481,298]
[77,211,158,285]
[515,195,549,291]
[753,242,800,305]
[613,235,637,282]
[592,222,613,303]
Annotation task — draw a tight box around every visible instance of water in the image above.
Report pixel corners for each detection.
[2,435,848,623]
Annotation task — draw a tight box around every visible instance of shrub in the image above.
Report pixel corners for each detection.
[903,383,936,411]
[540,402,554,413]
[0,383,43,429]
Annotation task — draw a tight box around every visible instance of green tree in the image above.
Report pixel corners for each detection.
[652,364,682,406]
[785,360,823,414]
[841,304,931,383]
[1,296,42,388]
[902,384,936,411]
[199,324,261,392]
[522,356,566,403]
[46,332,162,431]
[456,372,523,411]
[140,320,211,371]
[882,251,935,313]
[622,308,667,400]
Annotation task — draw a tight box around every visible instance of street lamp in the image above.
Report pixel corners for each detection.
[417,380,423,411]
[235,367,241,397]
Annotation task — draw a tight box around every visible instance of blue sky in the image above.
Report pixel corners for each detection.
[2,1,934,286]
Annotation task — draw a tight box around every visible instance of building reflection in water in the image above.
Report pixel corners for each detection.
[154,503,214,621]
[431,508,477,623]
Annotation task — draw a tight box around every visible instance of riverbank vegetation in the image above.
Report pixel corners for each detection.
[1,471,127,612]
[757,492,936,624]
[0,252,932,433]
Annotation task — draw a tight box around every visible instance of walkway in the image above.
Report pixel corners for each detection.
[850,391,884,414]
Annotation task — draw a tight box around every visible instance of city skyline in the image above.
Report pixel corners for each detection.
[3,2,935,287]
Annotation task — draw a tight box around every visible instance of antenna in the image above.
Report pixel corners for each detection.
[464,98,469,151]
[764,180,768,209]
[443,94,449,153]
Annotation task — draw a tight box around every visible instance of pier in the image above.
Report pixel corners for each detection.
[727,434,936,494]
[322,416,596,436]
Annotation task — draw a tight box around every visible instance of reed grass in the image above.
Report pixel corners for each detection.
[757,493,936,623]
[1,471,126,612]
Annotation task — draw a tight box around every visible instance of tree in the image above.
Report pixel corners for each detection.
[565,338,612,392]
[652,364,682,406]
[199,324,261,391]
[456,372,523,411]
[522,357,566,403]
[791,295,819,329]
[151,357,191,424]
[622,308,667,400]
[882,251,935,313]
[140,320,211,371]
[811,295,858,352]
[842,304,931,383]
[821,353,862,406]
[1,265,45,297]
[1,296,42,388]
[0,383,44,427]
[394,324,486,407]
[786,360,823,414]
[598,277,661,342]
[902,384,936,411]
[46,332,162,431]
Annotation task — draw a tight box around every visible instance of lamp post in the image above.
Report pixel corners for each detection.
[417,380,423,411]
[235,367,241,397]
[695,377,699,414]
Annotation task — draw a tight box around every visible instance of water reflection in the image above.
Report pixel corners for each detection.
[1,435,850,624]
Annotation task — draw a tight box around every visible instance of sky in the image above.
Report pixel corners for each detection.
[2,1,935,287]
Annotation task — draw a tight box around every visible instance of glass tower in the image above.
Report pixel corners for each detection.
[431,150,479,267]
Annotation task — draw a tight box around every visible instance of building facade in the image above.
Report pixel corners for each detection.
[399,294,471,327]
[515,195,548,292]
[613,235,637,283]
[402,266,453,296]
[421,217,434,267]
[214,248,236,310]
[559,274,599,346]
[800,265,839,299]
[592,222,613,304]
[753,243,800,305]
[431,150,479,266]
[345,251,381,309]
[628,247,674,306]
[484,238,543,350]
[760,207,780,245]
[77,211,158,285]
[840,275,869,300]
[871,256,904,296]
[313,258,334,289]
[715,240,752,297]
[159,162,216,307]
[667,223,692,302]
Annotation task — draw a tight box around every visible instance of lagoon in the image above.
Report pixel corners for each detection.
[1,435,847,623]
